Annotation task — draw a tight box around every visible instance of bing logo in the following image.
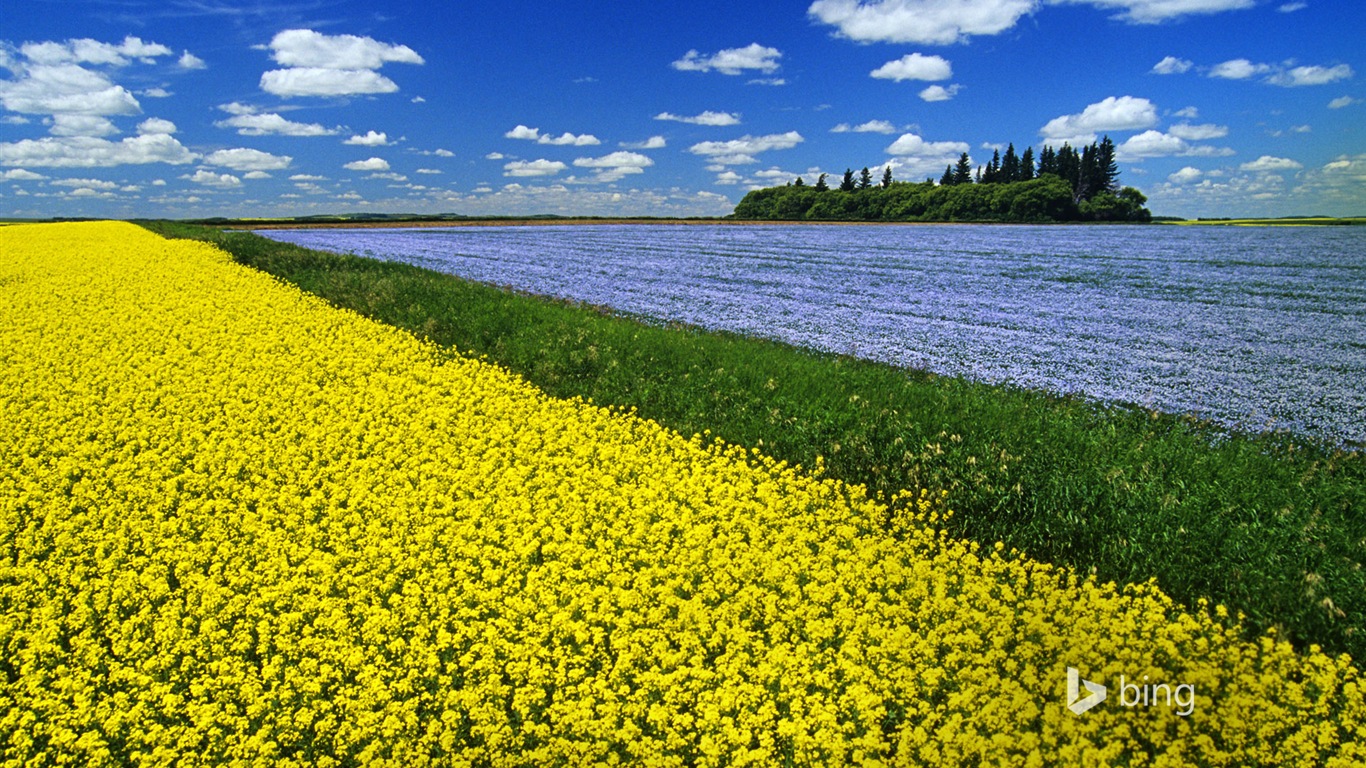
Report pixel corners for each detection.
[1066,666,1196,717]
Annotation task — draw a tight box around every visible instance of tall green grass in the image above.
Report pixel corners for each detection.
[141,221,1366,661]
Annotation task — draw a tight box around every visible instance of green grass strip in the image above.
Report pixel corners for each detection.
[140,220,1366,662]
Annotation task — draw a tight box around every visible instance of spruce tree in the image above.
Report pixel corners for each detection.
[1096,136,1119,193]
[881,166,893,188]
[983,149,1001,183]
[1001,144,1020,183]
[815,173,829,191]
[1056,144,1079,198]
[858,167,873,190]
[1019,147,1035,180]
[940,165,955,186]
[1078,142,1099,201]
[953,152,973,185]
[1037,145,1057,177]
[794,176,806,187]
[840,169,856,192]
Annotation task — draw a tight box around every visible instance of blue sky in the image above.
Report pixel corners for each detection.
[1,0,1361,219]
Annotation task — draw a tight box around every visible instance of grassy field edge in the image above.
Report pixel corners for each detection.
[139,220,1366,662]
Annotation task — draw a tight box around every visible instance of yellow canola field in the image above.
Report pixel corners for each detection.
[0,221,1361,767]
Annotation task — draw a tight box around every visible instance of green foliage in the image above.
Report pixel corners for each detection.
[734,134,1149,222]
[1079,187,1152,222]
[733,176,1086,222]
[144,221,1366,662]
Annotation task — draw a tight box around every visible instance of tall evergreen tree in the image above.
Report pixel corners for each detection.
[1056,144,1079,197]
[1019,147,1035,180]
[1078,142,1100,202]
[983,149,1001,183]
[953,152,973,185]
[1096,135,1119,194]
[858,166,873,190]
[840,169,856,192]
[1001,143,1020,183]
[940,165,955,186]
[1037,145,1057,177]
[814,172,829,191]
[881,166,893,188]
[793,175,806,187]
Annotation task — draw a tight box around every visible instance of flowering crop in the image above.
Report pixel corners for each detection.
[261,223,1366,447]
[1,221,1362,766]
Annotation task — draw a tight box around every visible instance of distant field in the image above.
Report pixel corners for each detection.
[1171,217,1366,226]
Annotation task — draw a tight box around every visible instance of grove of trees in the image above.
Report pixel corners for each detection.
[732,136,1151,223]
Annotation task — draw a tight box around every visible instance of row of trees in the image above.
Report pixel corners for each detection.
[734,175,1147,223]
[937,138,1120,205]
[732,136,1150,223]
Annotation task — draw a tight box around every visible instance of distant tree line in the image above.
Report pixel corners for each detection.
[732,136,1150,223]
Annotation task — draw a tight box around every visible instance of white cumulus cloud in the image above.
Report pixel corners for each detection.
[1116,129,1234,159]
[572,151,652,169]
[1168,166,1204,184]
[1152,56,1193,75]
[260,29,423,98]
[343,157,390,172]
[572,151,653,182]
[870,53,952,81]
[884,132,972,177]
[688,132,804,165]
[50,177,119,190]
[19,36,173,67]
[261,67,401,97]
[808,0,1037,45]
[885,133,969,157]
[831,120,898,134]
[505,125,541,140]
[504,125,600,145]
[268,29,424,69]
[504,159,568,177]
[185,169,241,188]
[0,133,197,168]
[1062,0,1256,24]
[919,84,962,102]
[178,51,206,70]
[345,131,391,146]
[1040,96,1158,142]
[672,43,782,75]
[205,148,292,171]
[1168,122,1228,140]
[215,103,339,137]
[137,118,177,135]
[1240,155,1302,172]
[621,136,667,149]
[49,115,119,137]
[0,64,141,118]
[1269,64,1354,87]
[538,132,600,146]
[1209,58,1272,80]
[654,111,741,126]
